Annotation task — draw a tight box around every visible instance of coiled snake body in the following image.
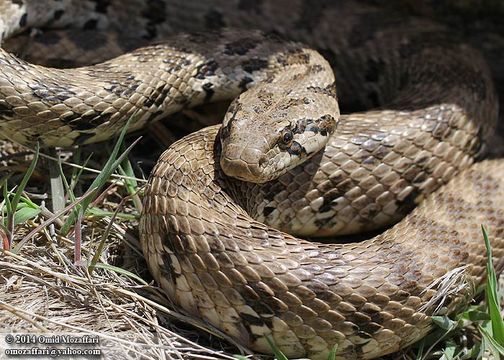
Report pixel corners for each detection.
[1,1,503,359]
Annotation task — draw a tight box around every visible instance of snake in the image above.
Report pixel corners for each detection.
[1,0,503,359]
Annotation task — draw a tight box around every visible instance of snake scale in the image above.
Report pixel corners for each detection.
[1,0,503,359]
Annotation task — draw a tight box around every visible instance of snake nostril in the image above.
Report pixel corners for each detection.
[259,156,267,166]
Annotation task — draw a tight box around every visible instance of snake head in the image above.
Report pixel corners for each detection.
[219,95,338,183]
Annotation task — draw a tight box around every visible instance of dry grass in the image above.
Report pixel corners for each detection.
[0,118,254,360]
[1,233,244,359]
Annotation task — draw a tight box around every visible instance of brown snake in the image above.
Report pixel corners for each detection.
[1,0,504,359]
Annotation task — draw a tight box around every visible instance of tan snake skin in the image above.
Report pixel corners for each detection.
[0,0,503,359]
[141,128,504,359]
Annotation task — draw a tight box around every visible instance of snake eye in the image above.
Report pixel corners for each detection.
[282,131,293,144]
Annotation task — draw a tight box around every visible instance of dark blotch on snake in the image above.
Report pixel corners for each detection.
[371,145,391,160]
[143,84,169,108]
[80,111,107,125]
[224,37,260,56]
[370,312,385,324]
[202,83,215,102]
[159,252,178,282]
[121,83,140,97]
[402,166,423,183]
[239,76,253,92]
[337,178,357,194]
[162,58,192,73]
[196,59,219,79]
[263,206,275,217]
[263,182,284,202]
[278,50,311,66]
[75,133,96,145]
[314,217,333,229]
[319,189,342,213]
[276,97,310,111]
[30,82,76,103]
[294,115,335,137]
[241,58,269,73]
[356,329,374,339]
[307,83,337,97]
[68,30,107,50]
[286,141,307,157]
[103,77,141,97]
[257,91,274,107]
[309,64,325,73]
[240,313,265,335]
[59,113,97,131]
[0,102,14,118]
[395,189,421,215]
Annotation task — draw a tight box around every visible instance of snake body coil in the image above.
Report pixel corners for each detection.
[141,128,504,359]
[0,0,503,359]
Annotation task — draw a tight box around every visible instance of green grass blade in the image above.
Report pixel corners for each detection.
[89,198,126,274]
[14,206,41,225]
[10,143,39,214]
[61,116,139,234]
[459,307,491,322]
[2,145,39,247]
[479,325,504,356]
[87,207,137,221]
[118,160,143,212]
[2,179,11,222]
[327,345,338,360]
[415,338,425,360]
[432,316,459,332]
[57,155,75,203]
[439,339,456,360]
[481,225,504,345]
[265,335,288,360]
[119,155,138,191]
[12,190,94,254]
[92,263,148,285]
[68,152,92,197]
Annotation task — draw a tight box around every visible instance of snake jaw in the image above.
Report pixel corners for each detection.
[220,127,332,183]
[219,142,271,182]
